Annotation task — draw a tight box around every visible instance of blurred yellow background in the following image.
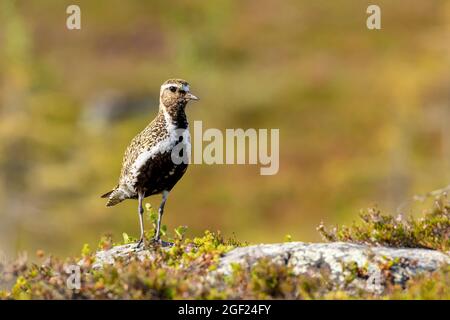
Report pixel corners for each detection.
[0,0,449,257]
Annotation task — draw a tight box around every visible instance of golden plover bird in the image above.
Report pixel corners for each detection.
[101,79,199,247]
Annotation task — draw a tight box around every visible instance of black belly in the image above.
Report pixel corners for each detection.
[135,151,188,197]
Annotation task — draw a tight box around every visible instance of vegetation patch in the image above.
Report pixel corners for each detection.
[318,194,450,252]
[0,194,449,299]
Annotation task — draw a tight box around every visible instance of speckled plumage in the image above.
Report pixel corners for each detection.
[101,79,199,244]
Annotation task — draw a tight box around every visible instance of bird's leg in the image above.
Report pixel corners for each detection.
[154,190,169,242]
[136,191,145,248]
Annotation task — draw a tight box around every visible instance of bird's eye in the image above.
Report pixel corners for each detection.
[169,86,177,93]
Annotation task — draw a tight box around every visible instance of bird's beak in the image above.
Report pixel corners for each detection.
[186,92,199,101]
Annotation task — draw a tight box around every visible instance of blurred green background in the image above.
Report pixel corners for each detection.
[0,0,449,257]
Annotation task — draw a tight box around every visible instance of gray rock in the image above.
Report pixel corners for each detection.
[88,242,172,269]
[89,242,450,293]
[216,242,450,293]
[90,243,155,268]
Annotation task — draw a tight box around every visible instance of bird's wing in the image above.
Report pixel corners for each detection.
[118,117,169,188]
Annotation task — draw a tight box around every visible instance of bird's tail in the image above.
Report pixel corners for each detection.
[101,187,127,207]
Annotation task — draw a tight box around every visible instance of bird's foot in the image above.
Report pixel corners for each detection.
[151,237,174,247]
[152,237,162,245]
[135,237,146,249]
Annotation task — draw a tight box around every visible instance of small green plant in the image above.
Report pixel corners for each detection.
[81,243,91,258]
[174,226,188,241]
[122,233,132,244]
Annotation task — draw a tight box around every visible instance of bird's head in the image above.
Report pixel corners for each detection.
[159,79,199,111]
